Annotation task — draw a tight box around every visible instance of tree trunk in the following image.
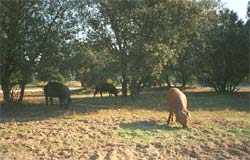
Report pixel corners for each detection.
[220,82,226,92]
[121,54,128,97]
[1,80,11,102]
[80,80,85,88]
[119,48,128,97]
[130,78,139,97]
[181,81,186,88]
[1,53,13,102]
[122,78,128,97]
[181,74,187,88]
[166,74,172,87]
[18,82,26,103]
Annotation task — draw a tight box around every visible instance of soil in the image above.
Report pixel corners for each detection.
[0,87,249,159]
[0,108,249,160]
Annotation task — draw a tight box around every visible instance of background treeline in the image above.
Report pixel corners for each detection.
[0,0,249,102]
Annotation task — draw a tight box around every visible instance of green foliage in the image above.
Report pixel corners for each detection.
[197,9,249,92]
[85,0,220,96]
[0,0,87,102]
[154,0,219,87]
[0,1,44,101]
[65,40,118,87]
[0,0,247,103]
[36,67,65,82]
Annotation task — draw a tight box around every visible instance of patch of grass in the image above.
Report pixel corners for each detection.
[225,128,250,140]
[190,110,250,140]
[1,88,248,122]
[187,92,249,111]
[114,121,193,144]
[115,121,250,145]
[0,145,7,153]
[71,89,93,95]
[62,137,90,146]
[0,144,29,153]
[114,109,250,145]
[0,131,10,138]
[73,93,166,109]
[73,90,249,111]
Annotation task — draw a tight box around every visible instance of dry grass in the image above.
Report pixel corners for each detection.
[0,88,249,159]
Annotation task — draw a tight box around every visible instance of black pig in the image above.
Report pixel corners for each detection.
[94,82,118,97]
[44,82,71,106]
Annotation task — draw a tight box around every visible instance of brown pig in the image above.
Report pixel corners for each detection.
[166,88,191,127]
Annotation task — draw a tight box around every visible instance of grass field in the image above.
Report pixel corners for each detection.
[0,88,249,159]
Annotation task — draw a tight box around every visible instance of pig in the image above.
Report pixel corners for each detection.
[94,82,118,97]
[166,88,191,127]
[44,82,71,106]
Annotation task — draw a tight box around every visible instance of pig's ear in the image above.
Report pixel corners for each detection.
[187,111,191,120]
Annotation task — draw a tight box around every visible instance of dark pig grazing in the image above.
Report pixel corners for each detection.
[94,82,118,97]
[44,82,71,106]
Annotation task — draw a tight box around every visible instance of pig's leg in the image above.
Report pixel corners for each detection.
[167,112,174,125]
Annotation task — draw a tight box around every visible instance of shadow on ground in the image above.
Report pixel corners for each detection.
[0,103,72,122]
[73,91,249,111]
[0,89,249,123]
[120,120,182,131]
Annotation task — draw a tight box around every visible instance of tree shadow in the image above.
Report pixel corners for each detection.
[72,90,250,111]
[0,103,70,122]
[0,89,248,123]
[185,91,249,111]
[72,94,167,111]
[0,100,111,123]
[120,120,183,131]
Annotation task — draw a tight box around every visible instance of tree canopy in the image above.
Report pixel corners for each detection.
[0,0,248,102]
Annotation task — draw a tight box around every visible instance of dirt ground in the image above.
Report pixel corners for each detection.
[0,88,249,160]
[0,109,250,160]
